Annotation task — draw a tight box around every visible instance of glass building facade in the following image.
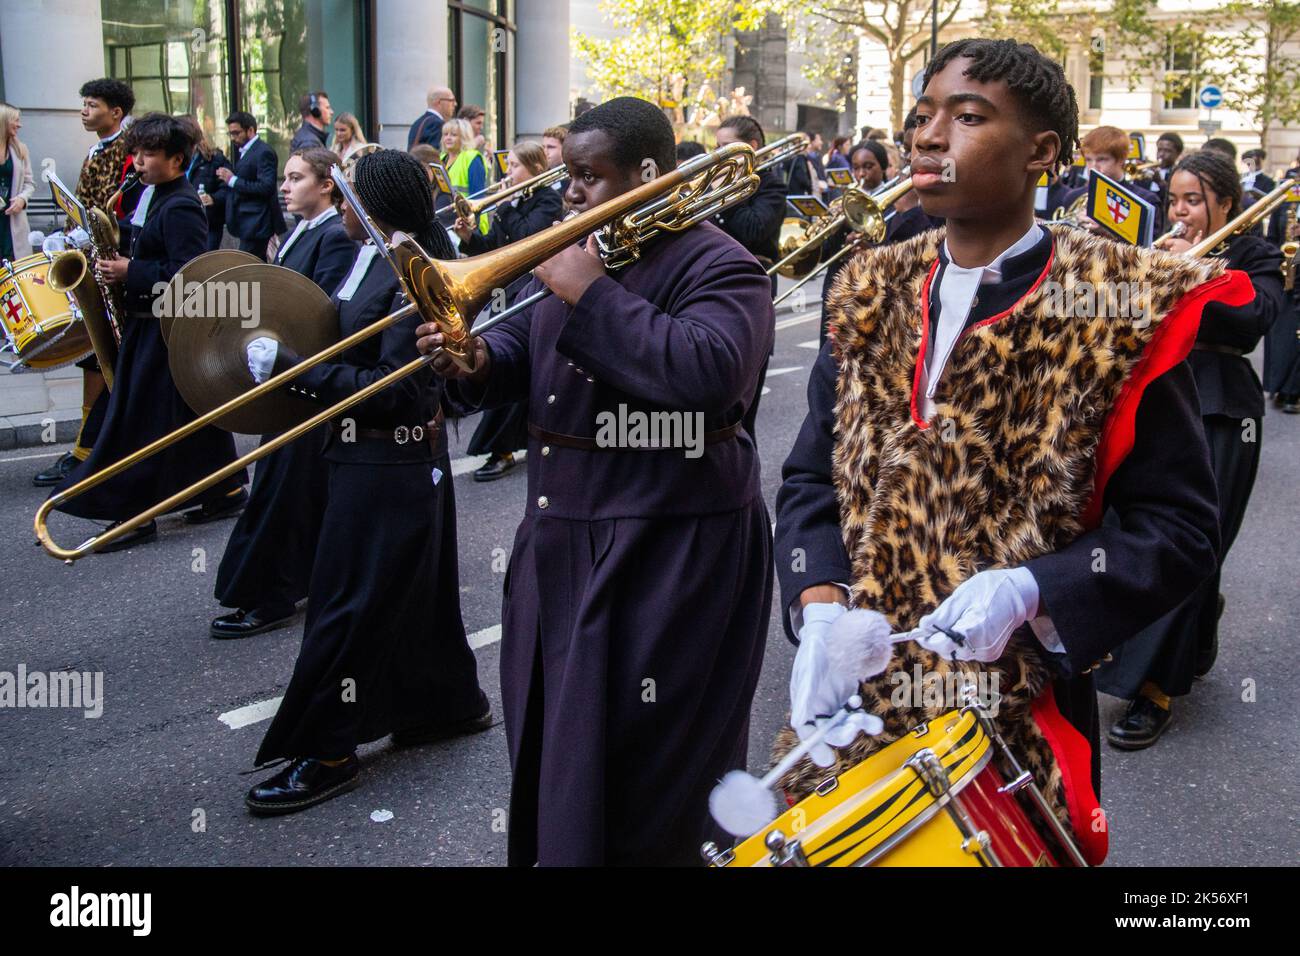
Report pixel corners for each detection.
[99,0,521,166]
[100,0,369,168]
[447,1,516,151]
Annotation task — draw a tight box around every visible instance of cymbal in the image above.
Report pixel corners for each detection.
[167,263,339,435]
[159,249,263,345]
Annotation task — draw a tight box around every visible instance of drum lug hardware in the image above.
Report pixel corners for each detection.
[906,748,951,797]
[997,770,1033,795]
[700,841,734,867]
[911,721,930,738]
[765,829,810,867]
[961,831,992,856]
[815,776,839,797]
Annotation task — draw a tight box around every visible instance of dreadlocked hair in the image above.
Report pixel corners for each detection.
[352,148,455,260]
[1173,149,1242,222]
[922,38,1079,171]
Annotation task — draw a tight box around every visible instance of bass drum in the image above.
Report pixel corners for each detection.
[0,251,92,371]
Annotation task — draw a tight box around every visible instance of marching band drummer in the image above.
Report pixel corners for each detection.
[774,40,1235,865]
[211,148,357,640]
[242,150,488,815]
[453,140,562,483]
[50,113,247,548]
[1099,150,1284,748]
[421,97,775,865]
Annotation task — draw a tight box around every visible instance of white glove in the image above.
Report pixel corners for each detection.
[912,567,1039,663]
[245,337,279,384]
[67,227,92,250]
[790,604,891,765]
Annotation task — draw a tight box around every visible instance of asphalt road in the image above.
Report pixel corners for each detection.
[1,310,1296,867]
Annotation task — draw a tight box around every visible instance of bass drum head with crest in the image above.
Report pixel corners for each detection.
[167,262,338,434]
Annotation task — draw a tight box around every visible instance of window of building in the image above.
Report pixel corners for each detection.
[448,0,516,151]
[1164,33,1197,110]
[1088,35,1104,112]
[101,0,232,152]
[101,1,368,169]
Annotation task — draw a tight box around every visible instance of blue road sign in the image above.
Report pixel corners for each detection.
[1199,85,1223,109]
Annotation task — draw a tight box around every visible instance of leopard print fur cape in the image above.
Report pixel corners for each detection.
[772,225,1223,834]
[66,134,133,234]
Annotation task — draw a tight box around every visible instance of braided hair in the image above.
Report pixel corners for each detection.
[1171,149,1242,224]
[922,38,1079,171]
[352,148,455,260]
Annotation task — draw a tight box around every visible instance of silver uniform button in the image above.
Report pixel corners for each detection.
[547,394,556,404]
[541,445,551,456]
[537,495,549,509]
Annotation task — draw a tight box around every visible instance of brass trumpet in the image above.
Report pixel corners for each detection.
[34,142,762,561]
[770,173,915,305]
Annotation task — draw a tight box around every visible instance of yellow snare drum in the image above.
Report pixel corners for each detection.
[0,252,92,370]
[706,709,1061,867]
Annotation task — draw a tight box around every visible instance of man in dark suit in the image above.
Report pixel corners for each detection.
[218,111,285,260]
[290,91,332,152]
[407,85,457,150]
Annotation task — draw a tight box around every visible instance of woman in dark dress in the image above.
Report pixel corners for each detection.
[52,113,247,549]
[453,141,562,481]
[210,148,356,639]
[177,115,231,251]
[1100,150,1284,748]
[243,149,487,816]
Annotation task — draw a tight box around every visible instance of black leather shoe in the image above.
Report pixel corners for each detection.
[392,692,493,747]
[33,452,77,487]
[97,518,158,553]
[183,487,248,524]
[472,453,517,482]
[210,605,295,639]
[1282,397,1300,414]
[1106,696,1173,750]
[245,755,361,816]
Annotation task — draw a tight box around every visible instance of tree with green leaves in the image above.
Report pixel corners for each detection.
[801,1,966,133]
[572,0,791,123]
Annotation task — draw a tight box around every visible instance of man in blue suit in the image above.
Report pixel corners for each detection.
[407,85,457,150]
[218,111,286,260]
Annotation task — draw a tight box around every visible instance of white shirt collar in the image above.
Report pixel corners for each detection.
[239,134,260,157]
[276,205,339,263]
[918,222,1045,419]
[337,241,380,301]
[89,127,123,158]
[940,220,1043,287]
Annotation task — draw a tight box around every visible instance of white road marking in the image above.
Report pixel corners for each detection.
[218,624,505,729]
[797,339,820,350]
[217,697,282,730]
[764,366,803,378]
[775,312,820,331]
[0,449,65,463]
[468,624,501,649]
[761,386,771,396]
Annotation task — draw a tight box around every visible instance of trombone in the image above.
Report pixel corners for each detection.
[753,132,807,173]
[438,164,569,224]
[34,142,762,561]
[1182,177,1298,258]
[770,172,915,306]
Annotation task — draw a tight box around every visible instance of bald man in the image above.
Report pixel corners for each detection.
[408,85,457,150]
